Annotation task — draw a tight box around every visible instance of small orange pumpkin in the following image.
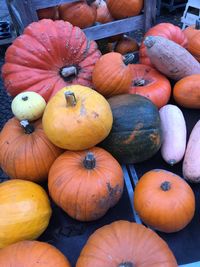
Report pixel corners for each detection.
[134,169,195,233]
[48,147,124,221]
[115,35,139,55]
[92,52,132,97]
[129,64,171,108]
[183,19,200,44]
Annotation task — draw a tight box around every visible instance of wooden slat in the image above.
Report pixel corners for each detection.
[144,0,157,31]
[32,0,80,10]
[83,15,144,40]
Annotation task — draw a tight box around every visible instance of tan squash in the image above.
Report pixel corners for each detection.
[159,104,187,165]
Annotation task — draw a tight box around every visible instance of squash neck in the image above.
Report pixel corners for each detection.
[83,152,96,169]
[160,181,171,191]
[118,262,134,267]
[65,91,77,107]
[60,65,79,82]
[20,120,34,134]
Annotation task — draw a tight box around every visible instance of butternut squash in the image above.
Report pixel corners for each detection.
[183,120,200,183]
[159,104,187,165]
[144,36,200,81]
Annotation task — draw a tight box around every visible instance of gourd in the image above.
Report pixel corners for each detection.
[2,19,101,102]
[0,240,71,267]
[0,179,52,248]
[144,36,200,80]
[76,220,178,267]
[11,91,46,121]
[0,117,63,182]
[129,64,171,108]
[48,147,124,221]
[100,94,162,164]
[159,104,187,165]
[42,85,113,150]
[134,169,195,233]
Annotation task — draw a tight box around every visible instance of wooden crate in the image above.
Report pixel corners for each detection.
[6,0,157,40]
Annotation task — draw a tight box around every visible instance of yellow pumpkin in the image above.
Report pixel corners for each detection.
[42,85,113,150]
[0,179,52,248]
[11,91,46,121]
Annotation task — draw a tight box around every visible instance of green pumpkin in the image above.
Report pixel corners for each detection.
[100,94,162,164]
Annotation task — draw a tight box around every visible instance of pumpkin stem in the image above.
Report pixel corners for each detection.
[65,91,77,106]
[144,36,155,48]
[123,53,135,65]
[118,262,134,267]
[20,120,34,134]
[22,96,28,101]
[134,79,146,86]
[60,66,78,81]
[195,19,200,30]
[160,181,171,191]
[83,152,96,169]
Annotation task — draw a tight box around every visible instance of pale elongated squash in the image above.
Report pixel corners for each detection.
[144,36,200,80]
[159,104,187,165]
[183,120,200,183]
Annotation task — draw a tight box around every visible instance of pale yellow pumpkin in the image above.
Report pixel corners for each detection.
[0,179,52,248]
[42,85,113,150]
[11,91,46,121]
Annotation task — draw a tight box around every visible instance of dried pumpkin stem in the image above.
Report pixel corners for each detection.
[20,120,34,134]
[160,181,171,191]
[64,91,77,106]
[118,262,134,267]
[22,96,28,101]
[144,36,156,48]
[61,66,77,78]
[123,53,135,65]
[195,19,200,30]
[83,152,96,169]
[134,79,146,86]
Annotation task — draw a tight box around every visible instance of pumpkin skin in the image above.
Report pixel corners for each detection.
[0,179,52,248]
[173,74,200,108]
[183,20,200,46]
[115,35,139,55]
[92,0,113,24]
[76,220,178,267]
[58,0,97,29]
[107,0,144,19]
[134,169,195,233]
[92,52,132,97]
[100,94,162,164]
[129,64,171,108]
[42,85,113,150]
[48,147,124,221]
[0,240,71,267]
[37,6,58,20]
[187,32,200,62]
[139,23,188,66]
[0,117,63,182]
[2,19,101,102]
[11,91,46,121]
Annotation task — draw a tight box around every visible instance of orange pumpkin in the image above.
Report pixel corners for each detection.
[37,6,58,20]
[115,35,139,55]
[107,0,144,19]
[0,240,71,267]
[183,19,200,44]
[0,118,63,182]
[58,0,97,29]
[92,0,113,23]
[76,220,178,267]
[129,64,171,108]
[48,147,124,221]
[187,32,200,62]
[92,52,132,97]
[134,169,195,233]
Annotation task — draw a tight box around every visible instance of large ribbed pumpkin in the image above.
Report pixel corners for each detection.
[0,240,71,267]
[0,117,63,182]
[100,94,162,163]
[76,220,178,267]
[0,179,52,248]
[2,19,101,102]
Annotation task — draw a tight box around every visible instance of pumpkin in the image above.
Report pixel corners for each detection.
[0,179,52,248]
[0,240,71,266]
[134,169,195,233]
[92,52,132,97]
[58,0,97,29]
[183,19,200,44]
[48,147,124,221]
[107,0,144,19]
[173,74,200,108]
[11,91,46,121]
[144,36,200,81]
[42,85,113,150]
[129,64,171,108]
[2,19,101,102]
[100,94,162,164]
[92,0,113,23]
[0,117,63,182]
[37,6,58,20]
[140,23,188,66]
[187,32,200,62]
[115,35,139,55]
[76,220,178,267]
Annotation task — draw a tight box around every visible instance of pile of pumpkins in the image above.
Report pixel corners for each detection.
[1,16,200,267]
